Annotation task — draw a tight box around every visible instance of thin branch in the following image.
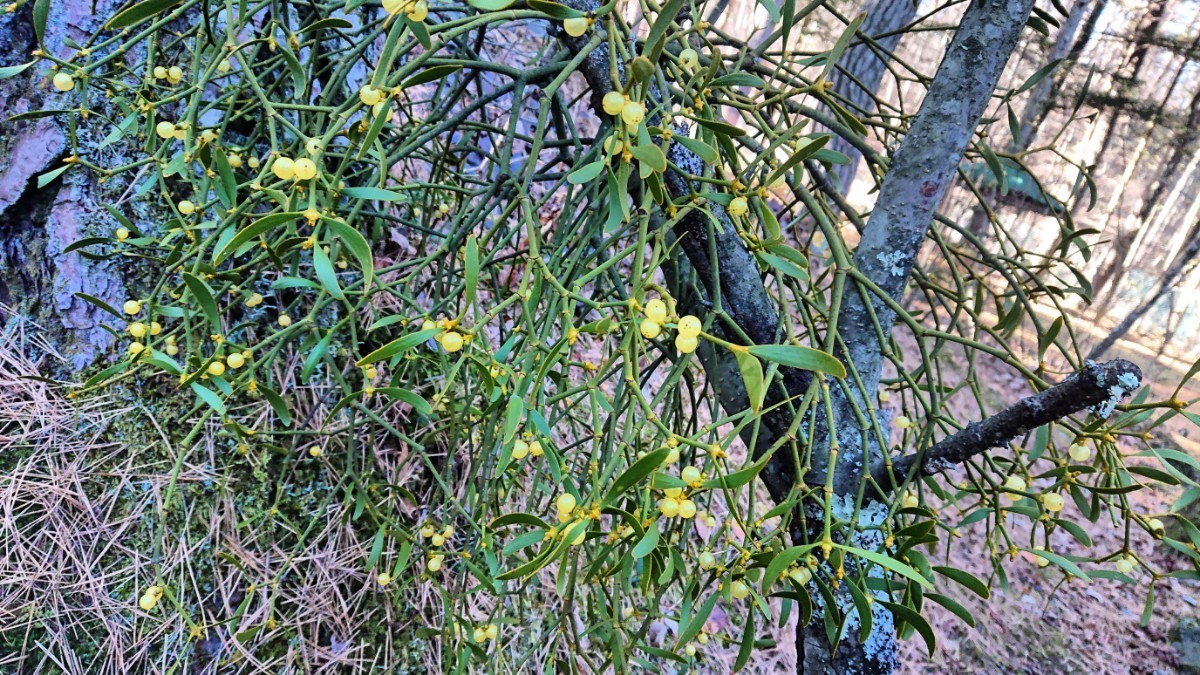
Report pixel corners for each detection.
[874,359,1143,491]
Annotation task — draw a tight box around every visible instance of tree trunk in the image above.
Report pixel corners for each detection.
[0,1,128,373]
[1088,221,1200,359]
[824,0,918,194]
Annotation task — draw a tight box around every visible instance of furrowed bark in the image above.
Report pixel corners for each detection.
[876,359,1142,491]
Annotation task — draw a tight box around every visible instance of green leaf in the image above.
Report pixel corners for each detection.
[758,251,809,281]
[762,544,817,595]
[467,0,516,9]
[765,135,830,187]
[677,592,719,646]
[837,544,932,589]
[926,592,975,628]
[882,601,936,655]
[356,328,441,366]
[604,447,670,505]
[631,521,659,559]
[734,349,764,412]
[304,17,353,32]
[340,186,407,201]
[503,395,524,443]
[379,387,432,415]
[312,242,344,299]
[691,115,746,137]
[0,61,34,80]
[711,73,766,88]
[37,164,70,188]
[1021,547,1090,580]
[643,0,683,62]
[211,147,238,208]
[105,0,183,29]
[527,0,583,18]
[733,608,755,671]
[747,344,845,378]
[401,65,462,89]
[630,143,667,174]
[323,219,375,289]
[464,234,479,308]
[367,525,386,570]
[674,136,718,164]
[181,272,222,332]
[820,12,865,83]
[190,382,226,416]
[258,384,292,426]
[213,212,303,264]
[978,142,1008,195]
[74,292,124,319]
[33,0,49,44]
[567,160,605,185]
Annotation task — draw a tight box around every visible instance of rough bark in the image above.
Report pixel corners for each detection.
[1,0,129,372]
[878,359,1142,490]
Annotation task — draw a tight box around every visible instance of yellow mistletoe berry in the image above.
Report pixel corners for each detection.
[730,580,749,600]
[153,66,168,79]
[278,314,292,327]
[1116,556,1135,574]
[359,85,383,106]
[602,91,627,116]
[227,152,243,168]
[178,200,195,215]
[165,344,179,356]
[675,335,698,354]
[528,440,543,456]
[789,566,812,585]
[247,156,260,169]
[569,522,587,545]
[640,319,661,340]
[473,627,486,643]
[52,72,75,91]
[128,341,145,355]
[1003,475,1026,501]
[1068,442,1092,462]
[407,0,428,21]
[427,555,443,573]
[512,439,529,459]
[377,572,392,586]
[271,157,295,180]
[1031,545,1051,568]
[167,65,183,83]
[150,322,162,335]
[217,59,231,73]
[563,16,589,37]
[246,292,263,307]
[441,331,464,353]
[643,299,667,324]
[116,227,130,241]
[155,121,176,139]
[679,48,699,69]
[678,499,697,519]
[420,523,435,538]
[698,551,716,569]
[485,623,498,640]
[681,466,702,485]
[128,322,147,338]
[309,446,322,457]
[1149,518,1165,534]
[226,353,246,369]
[621,100,645,126]
[208,360,226,377]
[431,533,445,547]
[728,196,748,217]
[677,315,701,338]
[556,493,577,514]
[123,300,142,315]
[659,497,680,518]
[1041,493,1064,512]
[138,593,158,611]
[901,491,919,509]
[293,158,317,180]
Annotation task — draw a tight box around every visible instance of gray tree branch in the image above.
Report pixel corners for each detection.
[874,359,1142,491]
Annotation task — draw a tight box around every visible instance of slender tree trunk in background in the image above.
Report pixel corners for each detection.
[1089,222,1200,359]
[825,0,918,194]
[1027,0,1108,137]
[1013,0,1093,152]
